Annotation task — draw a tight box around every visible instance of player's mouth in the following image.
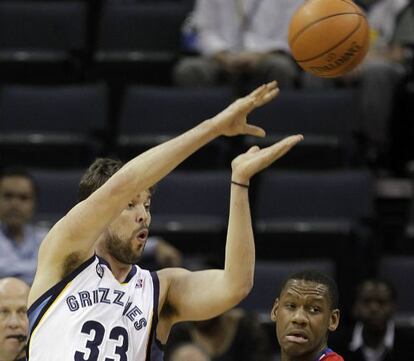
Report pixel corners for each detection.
[6,334,26,342]
[136,228,148,243]
[285,331,309,344]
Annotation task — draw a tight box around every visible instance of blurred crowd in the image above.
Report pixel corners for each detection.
[1,0,414,360]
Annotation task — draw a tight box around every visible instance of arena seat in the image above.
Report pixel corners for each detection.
[31,168,84,226]
[115,85,234,169]
[93,2,188,84]
[150,170,230,254]
[243,89,358,169]
[0,1,88,82]
[0,83,109,168]
[253,169,375,309]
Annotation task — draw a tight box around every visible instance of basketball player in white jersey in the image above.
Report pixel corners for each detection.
[26,81,303,361]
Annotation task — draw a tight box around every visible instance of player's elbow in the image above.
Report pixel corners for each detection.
[241,278,254,298]
[230,278,253,303]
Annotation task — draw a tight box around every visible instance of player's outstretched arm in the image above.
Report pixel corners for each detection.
[32,82,279,298]
[157,135,303,331]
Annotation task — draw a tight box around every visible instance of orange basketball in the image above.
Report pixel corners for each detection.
[288,0,370,78]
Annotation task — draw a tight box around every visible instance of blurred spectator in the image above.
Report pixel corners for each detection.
[271,270,344,361]
[169,342,211,361]
[0,277,29,361]
[139,235,183,269]
[165,308,273,361]
[303,0,412,170]
[0,169,47,285]
[173,0,302,90]
[0,167,181,284]
[391,0,414,53]
[332,279,414,360]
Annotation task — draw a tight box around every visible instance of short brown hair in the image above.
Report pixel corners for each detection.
[78,158,124,202]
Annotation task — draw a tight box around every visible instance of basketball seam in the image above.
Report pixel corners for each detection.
[295,14,364,63]
[290,12,362,46]
[317,19,369,77]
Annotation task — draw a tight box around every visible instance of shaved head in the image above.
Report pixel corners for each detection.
[0,278,30,295]
[0,277,29,361]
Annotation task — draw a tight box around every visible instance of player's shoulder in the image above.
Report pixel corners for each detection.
[156,267,190,281]
[156,267,190,302]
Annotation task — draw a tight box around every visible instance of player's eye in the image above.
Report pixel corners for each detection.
[309,306,321,314]
[285,303,296,310]
[0,308,9,317]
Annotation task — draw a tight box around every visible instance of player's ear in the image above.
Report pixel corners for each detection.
[271,298,279,322]
[328,309,340,331]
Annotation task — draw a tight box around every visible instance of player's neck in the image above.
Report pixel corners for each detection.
[95,249,132,282]
[110,259,132,282]
[281,344,328,361]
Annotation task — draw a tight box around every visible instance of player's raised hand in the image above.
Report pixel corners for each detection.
[231,135,304,184]
[211,81,279,137]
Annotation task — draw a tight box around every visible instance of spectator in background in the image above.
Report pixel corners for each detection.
[271,270,344,361]
[331,278,414,361]
[173,0,302,90]
[303,0,411,170]
[0,169,46,285]
[0,168,181,285]
[139,235,183,269]
[165,308,273,361]
[169,342,211,361]
[391,1,414,52]
[0,277,29,361]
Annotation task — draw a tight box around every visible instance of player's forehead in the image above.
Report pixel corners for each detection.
[281,279,329,302]
[132,190,151,203]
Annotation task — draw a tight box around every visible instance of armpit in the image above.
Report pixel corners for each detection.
[61,252,83,278]
[160,299,178,320]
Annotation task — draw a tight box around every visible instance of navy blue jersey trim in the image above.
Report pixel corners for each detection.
[28,296,52,335]
[145,271,162,361]
[96,254,112,270]
[26,254,96,360]
[122,265,137,284]
[96,255,137,284]
[150,272,159,319]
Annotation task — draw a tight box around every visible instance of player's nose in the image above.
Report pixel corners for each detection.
[135,205,149,224]
[291,307,308,325]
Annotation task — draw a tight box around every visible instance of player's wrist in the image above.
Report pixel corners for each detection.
[207,116,225,137]
[231,180,250,189]
[231,179,249,188]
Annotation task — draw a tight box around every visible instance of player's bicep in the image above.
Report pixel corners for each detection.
[162,268,241,323]
[37,188,125,270]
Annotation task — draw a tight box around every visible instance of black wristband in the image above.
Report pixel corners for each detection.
[231,180,249,188]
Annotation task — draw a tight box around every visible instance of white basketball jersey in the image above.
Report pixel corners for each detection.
[27,255,163,361]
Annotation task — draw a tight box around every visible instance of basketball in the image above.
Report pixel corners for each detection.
[288,0,370,78]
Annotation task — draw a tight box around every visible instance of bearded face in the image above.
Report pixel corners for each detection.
[104,228,148,265]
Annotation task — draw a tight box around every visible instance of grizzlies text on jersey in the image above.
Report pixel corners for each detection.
[27,255,163,361]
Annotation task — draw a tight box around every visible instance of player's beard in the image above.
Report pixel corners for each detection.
[105,232,144,265]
